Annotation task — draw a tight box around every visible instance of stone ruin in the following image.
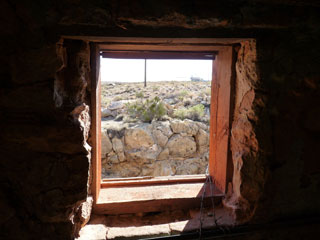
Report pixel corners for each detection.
[101,119,209,178]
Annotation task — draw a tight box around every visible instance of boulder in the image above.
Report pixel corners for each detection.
[112,137,124,153]
[125,144,160,164]
[101,108,113,118]
[166,134,196,158]
[157,148,169,160]
[152,121,173,137]
[141,163,155,176]
[195,129,209,147]
[176,161,199,175]
[125,127,154,150]
[108,101,125,110]
[108,151,119,164]
[152,129,168,147]
[196,122,209,131]
[101,132,113,157]
[117,152,126,162]
[154,160,176,176]
[112,162,141,177]
[170,119,199,136]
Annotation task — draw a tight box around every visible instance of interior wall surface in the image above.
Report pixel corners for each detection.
[0,1,319,239]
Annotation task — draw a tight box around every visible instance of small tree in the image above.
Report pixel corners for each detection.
[126,96,167,123]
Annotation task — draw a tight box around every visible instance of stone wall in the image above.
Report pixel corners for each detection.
[223,40,263,222]
[1,0,320,239]
[0,37,92,238]
[101,119,209,178]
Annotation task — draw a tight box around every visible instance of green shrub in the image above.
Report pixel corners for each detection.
[178,90,189,101]
[173,104,205,121]
[173,107,188,120]
[188,104,205,121]
[125,96,166,123]
[135,91,144,98]
[180,90,189,97]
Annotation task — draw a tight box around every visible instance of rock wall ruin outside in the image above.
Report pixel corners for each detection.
[101,119,209,178]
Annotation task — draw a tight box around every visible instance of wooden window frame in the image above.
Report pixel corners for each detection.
[90,38,235,212]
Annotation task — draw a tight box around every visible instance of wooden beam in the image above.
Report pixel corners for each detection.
[101,175,207,187]
[101,51,216,60]
[209,46,233,193]
[209,59,218,189]
[100,44,223,52]
[102,174,206,182]
[62,36,252,45]
[90,43,101,203]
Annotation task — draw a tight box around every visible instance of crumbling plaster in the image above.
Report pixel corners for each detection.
[224,40,263,222]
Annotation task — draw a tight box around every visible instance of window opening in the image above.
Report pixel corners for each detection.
[90,39,233,214]
[100,54,214,180]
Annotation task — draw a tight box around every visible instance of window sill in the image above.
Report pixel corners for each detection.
[101,174,208,187]
[94,179,224,215]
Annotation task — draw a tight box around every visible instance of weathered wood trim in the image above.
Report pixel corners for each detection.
[63,36,252,45]
[209,59,219,185]
[102,174,206,182]
[101,50,216,59]
[99,44,225,52]
[101,175,207,187]
[90,43,101,204]
[210,46,233,193]
[91,39,236,213]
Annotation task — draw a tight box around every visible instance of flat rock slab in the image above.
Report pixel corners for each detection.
[76,224,108,240]
[77,207,235,240]
[107,224,171,239]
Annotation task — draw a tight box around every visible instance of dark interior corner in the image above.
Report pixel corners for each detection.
[0,0,320,239]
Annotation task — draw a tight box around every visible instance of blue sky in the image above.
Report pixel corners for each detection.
[100,58,213,82]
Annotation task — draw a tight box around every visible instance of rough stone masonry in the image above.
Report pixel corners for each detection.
[101,119,209,178]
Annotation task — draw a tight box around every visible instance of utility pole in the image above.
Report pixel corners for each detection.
[144,59,147,87]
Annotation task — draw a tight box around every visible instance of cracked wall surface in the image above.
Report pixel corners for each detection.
[224,40,263,222]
